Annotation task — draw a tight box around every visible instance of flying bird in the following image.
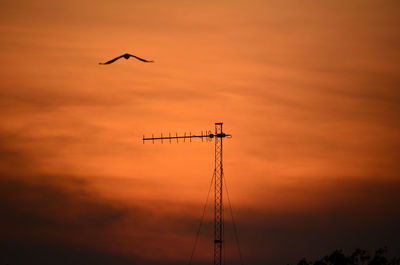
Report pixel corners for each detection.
[99,53,154,65]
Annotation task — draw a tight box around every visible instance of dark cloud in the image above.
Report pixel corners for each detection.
[229,176,400,265]
[0,157,143,265]
[0,240,137,265]
[0,176,129,232]
[0,169,194,265]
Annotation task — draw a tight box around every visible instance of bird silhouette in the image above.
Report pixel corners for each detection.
[99,53,154,65]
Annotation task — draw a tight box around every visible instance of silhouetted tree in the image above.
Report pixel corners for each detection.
[292,248,399,265]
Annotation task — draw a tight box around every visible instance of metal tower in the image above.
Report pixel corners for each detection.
[143,122,231,265]
[213,122,224,265]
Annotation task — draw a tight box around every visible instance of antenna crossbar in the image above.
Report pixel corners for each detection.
[143,131,231,143]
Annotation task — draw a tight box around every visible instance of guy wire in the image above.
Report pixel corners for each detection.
[188,170,216,265]
[223,173,245,265]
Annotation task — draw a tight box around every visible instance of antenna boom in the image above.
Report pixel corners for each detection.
[143,131,231,143]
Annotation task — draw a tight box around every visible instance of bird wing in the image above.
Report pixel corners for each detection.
[99,55,125,65]
[127,54,154,63]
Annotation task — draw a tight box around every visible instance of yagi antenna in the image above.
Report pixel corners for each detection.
[143,126,231,144]
[142,123,232,265]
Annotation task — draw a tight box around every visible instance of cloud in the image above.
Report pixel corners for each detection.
[0,240,138,265]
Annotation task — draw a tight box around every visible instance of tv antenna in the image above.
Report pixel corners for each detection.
[143,122,241,265]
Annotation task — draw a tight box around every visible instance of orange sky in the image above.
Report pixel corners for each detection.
[1,1,400,264]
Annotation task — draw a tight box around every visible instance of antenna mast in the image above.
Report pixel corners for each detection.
[143,122,231,265]
[213,122,224,265]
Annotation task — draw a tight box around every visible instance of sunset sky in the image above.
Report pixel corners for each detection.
[1,1,400,264]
